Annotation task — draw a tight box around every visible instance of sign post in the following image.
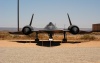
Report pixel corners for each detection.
[49,39,53,47]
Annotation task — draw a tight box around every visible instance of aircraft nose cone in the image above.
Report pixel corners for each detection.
[73,27,78,32]
[24,28,30,32]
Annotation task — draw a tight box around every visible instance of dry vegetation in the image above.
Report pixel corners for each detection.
[0,31,100,41]
[80,34,96,40]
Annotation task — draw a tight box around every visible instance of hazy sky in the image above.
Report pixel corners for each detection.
[0,0,100,28]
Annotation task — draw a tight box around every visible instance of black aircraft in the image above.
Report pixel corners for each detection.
[21,13,80,42]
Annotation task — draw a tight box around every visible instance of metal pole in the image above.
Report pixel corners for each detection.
[17,0,19,31]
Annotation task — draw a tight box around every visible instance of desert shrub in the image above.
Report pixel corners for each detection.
[39,33,49,40]
[0,31,10,39]
[80,34,96,40]
[26,32,36,39]
[0,35,5,39]
[12,35,19,38]
[91,32,100,35]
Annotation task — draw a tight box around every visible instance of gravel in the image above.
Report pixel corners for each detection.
[0,47,100,63]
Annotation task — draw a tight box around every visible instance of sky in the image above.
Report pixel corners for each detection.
[0,0,100,28]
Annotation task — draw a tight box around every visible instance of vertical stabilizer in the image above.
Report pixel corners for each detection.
[67,13,72,25]
[29,14,34,26]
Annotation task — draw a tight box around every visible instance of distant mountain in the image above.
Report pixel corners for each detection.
[80,28,92,32]
[0,27,92,32]
[0,27,21,32]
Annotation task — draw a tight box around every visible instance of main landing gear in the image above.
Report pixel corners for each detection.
[62,31,67,42]
[35,31,67,42]
[35,32,39,41]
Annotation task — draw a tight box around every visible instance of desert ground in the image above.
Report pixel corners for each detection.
[0,40,100,63]
[0,31,100,63]
[0,40,100,47]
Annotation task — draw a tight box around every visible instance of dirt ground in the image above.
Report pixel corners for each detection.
[0,40,100,47]
[0,40,100,63]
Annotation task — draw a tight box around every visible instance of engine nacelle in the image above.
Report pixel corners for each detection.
[68,25,80,34]
[22,26,34,35]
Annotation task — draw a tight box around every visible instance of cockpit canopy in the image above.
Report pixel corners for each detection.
[44,22,57,30]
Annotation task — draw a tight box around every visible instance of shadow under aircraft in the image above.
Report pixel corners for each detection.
[14,40,82,47]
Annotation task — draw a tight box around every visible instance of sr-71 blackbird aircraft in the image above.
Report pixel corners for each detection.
[21,13,80,42]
